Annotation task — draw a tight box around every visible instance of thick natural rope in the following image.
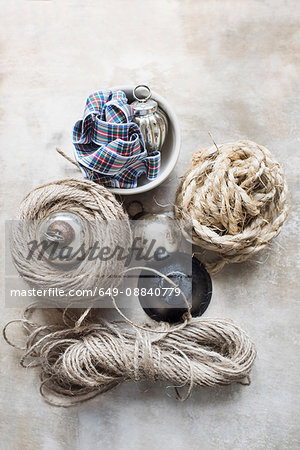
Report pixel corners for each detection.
[175,140,288,273]
[11,178,132,302]
[5,173,259,406]
[3,307,256,407]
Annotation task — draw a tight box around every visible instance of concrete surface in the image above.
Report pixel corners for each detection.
[0,1,299,449]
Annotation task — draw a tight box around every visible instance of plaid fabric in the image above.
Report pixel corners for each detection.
[73,90,161,188]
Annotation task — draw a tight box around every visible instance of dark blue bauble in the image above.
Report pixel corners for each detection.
[138,253,212,323]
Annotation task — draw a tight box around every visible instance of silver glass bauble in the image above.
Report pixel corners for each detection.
[133,213,181,260]
[131,85,168,154]
[37,211,85,266]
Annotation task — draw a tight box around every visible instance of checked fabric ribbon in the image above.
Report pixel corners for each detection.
[73,90,160,188]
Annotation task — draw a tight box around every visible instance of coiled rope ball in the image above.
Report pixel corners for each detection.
[6,177,257,406]
[175,140,288,273]
[11,178,131,302]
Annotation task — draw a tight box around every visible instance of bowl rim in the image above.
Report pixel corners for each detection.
[107,85,181,196]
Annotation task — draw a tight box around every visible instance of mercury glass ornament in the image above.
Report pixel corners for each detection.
[133,213,181,260]
[131,85,168,154]
[37,211,85,266]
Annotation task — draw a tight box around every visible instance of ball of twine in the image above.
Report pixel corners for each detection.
[175,140,288,273]
[3,307,256,406]
[11,178,131,302]
[7,176,257,405]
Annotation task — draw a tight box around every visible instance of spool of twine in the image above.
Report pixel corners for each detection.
[6,175,258,406]
[3,306,256,406]
[11,178,131,302]
[175,140,288,273]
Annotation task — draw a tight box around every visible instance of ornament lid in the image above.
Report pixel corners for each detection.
[131,85,158,116]
[138,253,212,323]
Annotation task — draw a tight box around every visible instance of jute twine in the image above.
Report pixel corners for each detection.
[3,306,256,406]
[175,140,288,273]
[11,178,131,302]
[5,175,257,406]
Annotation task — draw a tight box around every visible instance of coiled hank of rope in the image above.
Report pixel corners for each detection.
[3,306,256,407]
[175,140,288,273]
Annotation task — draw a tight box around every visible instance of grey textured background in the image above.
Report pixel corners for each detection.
[0,1,299,449]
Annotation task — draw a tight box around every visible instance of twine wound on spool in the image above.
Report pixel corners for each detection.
[3,306,256,407]
[175,140,288,273]
[5,175,258,406]
[11,178,131,302]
